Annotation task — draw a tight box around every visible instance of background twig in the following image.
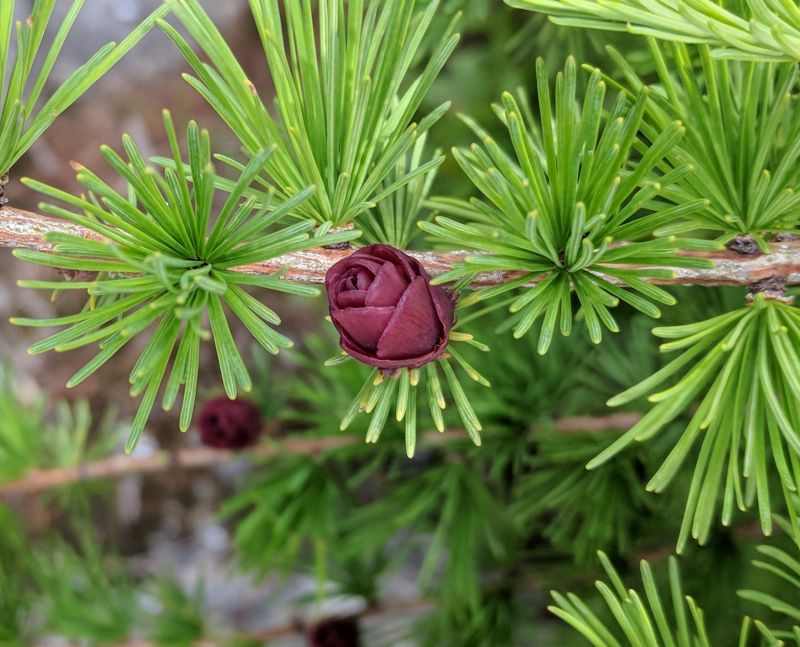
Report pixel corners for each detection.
[0,413,643,497]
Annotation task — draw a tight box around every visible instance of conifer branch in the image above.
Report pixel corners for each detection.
[3,205,800,287]
[0,413,642,497]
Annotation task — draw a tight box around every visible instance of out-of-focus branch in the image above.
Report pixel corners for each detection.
[0,413,643,497]
[3,206,800,286]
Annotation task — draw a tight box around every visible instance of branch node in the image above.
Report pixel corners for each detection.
[56,268,99,282]
[773,232,800,243]
[0,174,8,206]
[321,223,355,251]
[726,235,762,256]
[322,241,353,250]
[747,276,794,304]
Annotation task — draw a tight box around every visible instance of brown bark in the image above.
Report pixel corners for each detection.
[3,206,800,287]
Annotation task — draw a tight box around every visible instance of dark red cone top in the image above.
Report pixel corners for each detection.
[325,244,455,370]
[197,397,262,449]
[307,616,361,647]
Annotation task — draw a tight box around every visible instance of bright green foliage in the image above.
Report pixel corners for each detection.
[222,454,353,579]
[221,403,515,617]
[423,57,715,351]
[443,0,493,23]
[355,135,442,248]
[551,553,711,646]
[739,531,800,643]
[326,550,390,605]
[0,365,115,484]
[0,508,32,645]
[348,460,511,612]
[149,577,207,647]
[0,503,267,646]
[579,314,663,404]
[0,364,52,482]
[596,41,800,243]
[33,530,136,643]
[592,295,800,551]
[550,551,777,647]
[419,584,521,647]
[513,431,654,565]
[221,449,396,604]
[504,0,800,62]
[0,0,167,178]
[462,312,602,430]
[161,0,456,228]
[12,112,357,452]
[331,330,490,457]
[268,333,376,434]
[263,329,485,456]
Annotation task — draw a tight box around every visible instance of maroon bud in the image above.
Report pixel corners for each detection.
[197,397,262,449]
[325,244,455,370]
[307,616,361,647]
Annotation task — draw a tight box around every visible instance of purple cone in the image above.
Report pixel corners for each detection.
[325,244,455,370]
[197,397,262,450]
